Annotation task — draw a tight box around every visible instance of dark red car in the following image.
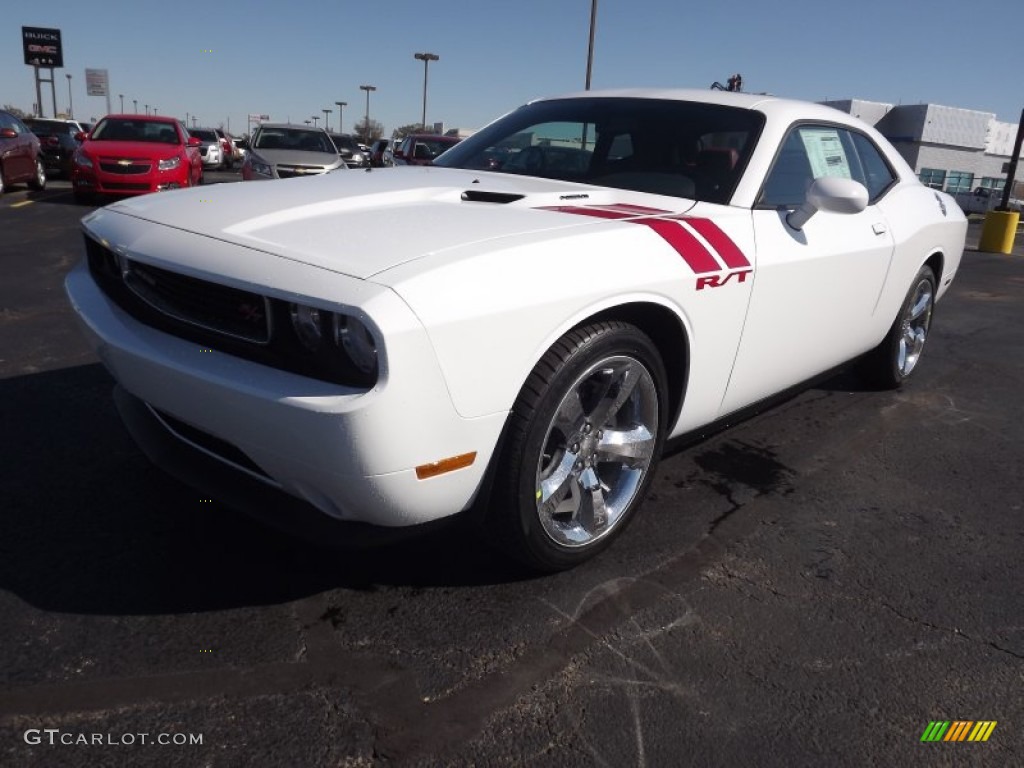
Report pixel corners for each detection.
[392,134,461,166]
[0,109,46,194]
[71,114,202,204]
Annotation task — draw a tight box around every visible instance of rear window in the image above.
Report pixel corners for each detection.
[24,121,72,137]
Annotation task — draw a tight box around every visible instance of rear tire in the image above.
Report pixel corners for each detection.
[487,321,668,572]
[860,265,936,389]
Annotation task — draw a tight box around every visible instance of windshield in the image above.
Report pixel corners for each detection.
[189,129,217,142]
[435,97,765,204]
[90,118,181,144]
[254,129,335,153]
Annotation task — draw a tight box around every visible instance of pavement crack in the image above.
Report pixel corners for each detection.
[878,601,1024,660]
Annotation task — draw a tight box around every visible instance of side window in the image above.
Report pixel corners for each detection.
[759,130,815,207]
[849,132,896,200]
[760,125,891,207]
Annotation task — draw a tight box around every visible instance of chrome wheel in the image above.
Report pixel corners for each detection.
[896,278,933,377]
[535,354,659,548]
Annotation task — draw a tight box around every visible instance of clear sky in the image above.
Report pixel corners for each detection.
[5,0,1022,136]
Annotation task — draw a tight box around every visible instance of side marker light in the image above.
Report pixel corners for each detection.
[415,452,477,480]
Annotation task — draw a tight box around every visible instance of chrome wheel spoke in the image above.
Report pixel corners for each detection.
[538,451,579,519]
[552,389,586,434]
[588,361,642,427]
[578,467,608,532]
[596,425,655,467]
[909,291,932,321]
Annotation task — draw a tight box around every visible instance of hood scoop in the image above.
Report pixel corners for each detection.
[460,190,525,204]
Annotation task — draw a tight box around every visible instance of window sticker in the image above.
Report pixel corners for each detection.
[800,128,851,179]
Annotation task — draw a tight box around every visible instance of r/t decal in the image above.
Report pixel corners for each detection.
[696,269,753,290]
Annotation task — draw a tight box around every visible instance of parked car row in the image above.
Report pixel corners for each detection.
[187,127,243,171]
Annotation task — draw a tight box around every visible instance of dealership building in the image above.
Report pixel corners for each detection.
[823,99,1023,197]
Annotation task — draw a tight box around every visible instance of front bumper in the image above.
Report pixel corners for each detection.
[65,258,506,530]
[72,168,190,196]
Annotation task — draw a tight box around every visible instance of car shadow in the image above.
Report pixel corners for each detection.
[0,364,526,617]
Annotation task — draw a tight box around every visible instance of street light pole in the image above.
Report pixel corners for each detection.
[414,52,439,130]
[133,99,137,113]
[335,101,347,133]
[145,104,149,116]
[322,109,331,132]
[119,94,124,112]
[311,116,319,127]
[359,85,376,142]
[66,74,73,118]
[585,0,598,90]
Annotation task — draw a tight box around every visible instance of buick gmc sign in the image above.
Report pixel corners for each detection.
[22,27,64,68]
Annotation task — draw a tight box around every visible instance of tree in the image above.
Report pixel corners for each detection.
[352,118,384,143]
[3,104,28,118]
[393,123,423,140]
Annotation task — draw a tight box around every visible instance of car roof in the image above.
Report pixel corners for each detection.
[531,87,854,125]
[256,123,327,131]
[102,113,179,122]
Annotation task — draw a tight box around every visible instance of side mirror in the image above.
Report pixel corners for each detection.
[787,176,869,230]
[187,136,201,147]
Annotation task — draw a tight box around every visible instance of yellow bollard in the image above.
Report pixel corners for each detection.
[978,210,1020,254]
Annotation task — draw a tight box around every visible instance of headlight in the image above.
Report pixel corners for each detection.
[290,304,323,351]
[352,153,365,164]
[334,315,378,375]
[287,302,379,384]
[249,158,273,177]
[158,156,181,171]
[74,152,93,169]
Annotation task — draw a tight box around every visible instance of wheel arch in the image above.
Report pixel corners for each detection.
[923,250,944,285]
[571,301,690,434]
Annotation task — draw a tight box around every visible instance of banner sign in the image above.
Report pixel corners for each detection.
[85,69,109,96]
[22,27,63,68]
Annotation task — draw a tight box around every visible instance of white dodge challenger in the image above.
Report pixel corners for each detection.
[66,89,967,571]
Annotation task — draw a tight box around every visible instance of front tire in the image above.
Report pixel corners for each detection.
[489,321,668,572]
[28,157,46,191]
[861,265,936,388]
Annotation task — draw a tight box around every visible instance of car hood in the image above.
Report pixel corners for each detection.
[250,148,341,167]
[97,167,697,280]
[83,140,183,158]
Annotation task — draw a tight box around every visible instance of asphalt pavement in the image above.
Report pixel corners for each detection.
[0,177,1021,767]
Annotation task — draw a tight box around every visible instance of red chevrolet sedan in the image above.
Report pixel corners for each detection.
[72,115,202,204]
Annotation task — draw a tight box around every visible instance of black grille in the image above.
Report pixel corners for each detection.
[277,166,325,179]
[123,260,271,343]
[99,161,151,175]
[84,235,375,388]
[152,407,272,480]
[104,182,151,191]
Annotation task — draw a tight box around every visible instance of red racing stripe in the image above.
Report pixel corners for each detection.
[536,206,632,219]
[536,205,726,274]
[635,219,720,274]
[682,218,751,269]
[588,203,672,215]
